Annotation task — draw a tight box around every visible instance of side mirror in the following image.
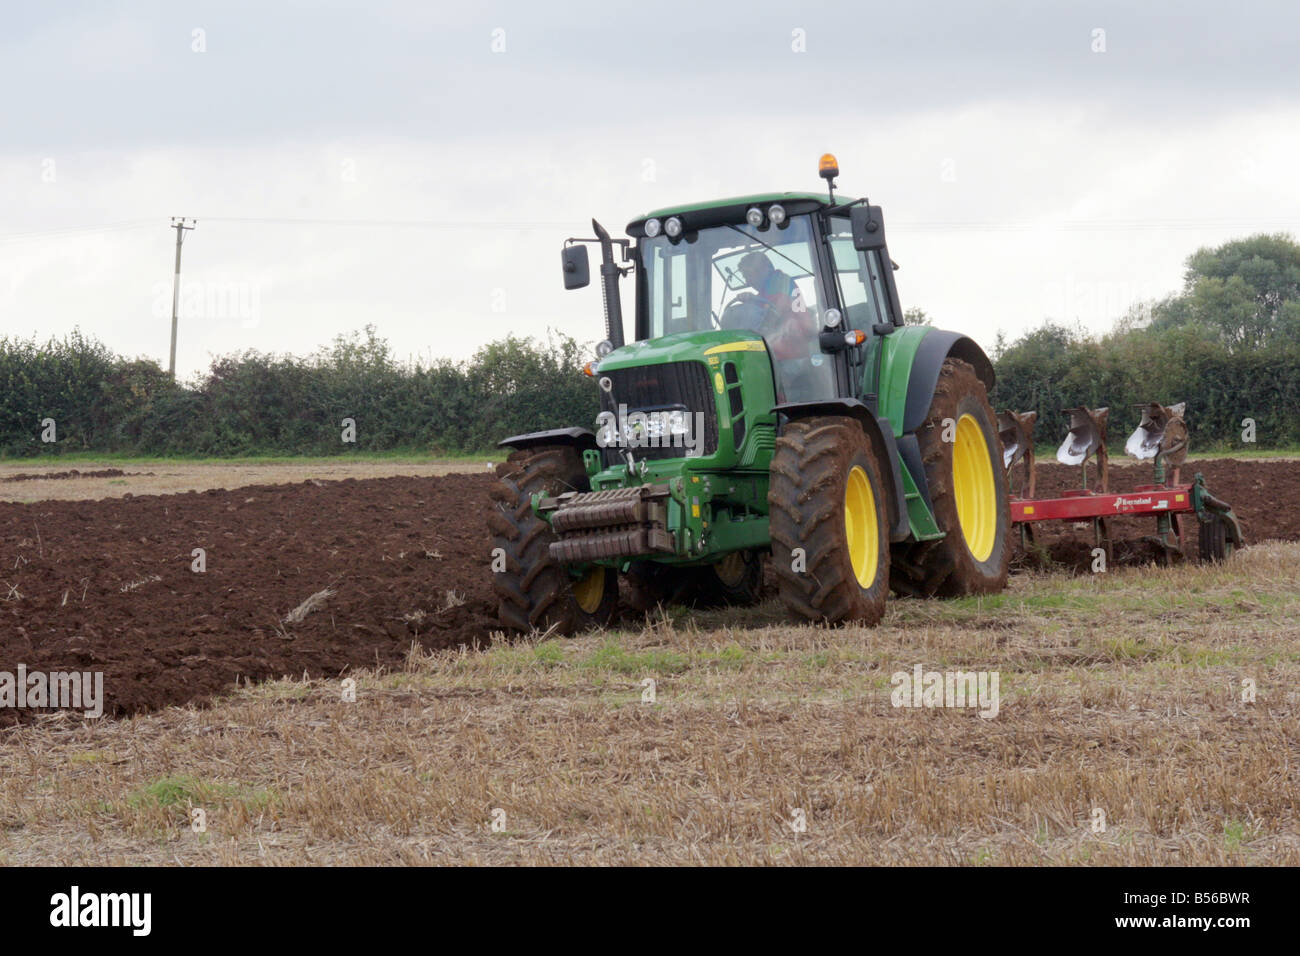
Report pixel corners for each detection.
[561,245,590,290]
[850,205,887,251]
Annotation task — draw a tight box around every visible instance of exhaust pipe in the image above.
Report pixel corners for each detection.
[592,219,626,350]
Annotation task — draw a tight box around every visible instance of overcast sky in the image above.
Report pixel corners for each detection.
[2,0,1298,377]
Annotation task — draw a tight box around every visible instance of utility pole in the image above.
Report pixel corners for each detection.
[168,217,196,378]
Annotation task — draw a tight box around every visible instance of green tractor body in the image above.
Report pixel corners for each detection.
[490,161,1011,632]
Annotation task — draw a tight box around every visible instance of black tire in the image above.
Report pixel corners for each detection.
[689,550,764,608]
[768,416,891,625]
[1198,513,1232,563]
[623,560,686,613]
[623,550,763,612]
[487,446,618,635]
[890,358,1010,598]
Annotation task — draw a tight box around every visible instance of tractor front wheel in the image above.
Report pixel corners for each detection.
[768,416,891,625]
[487,445,618,635]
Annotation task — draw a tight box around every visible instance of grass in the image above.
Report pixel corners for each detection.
[0,448,504,466]
[0,455,502,502]
[1186,446,1300,459]
[0,542,1297,865]
[3,446,1295,467]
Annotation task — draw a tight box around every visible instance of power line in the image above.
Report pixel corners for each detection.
[0,220,154,243]
[199,215,1300,232]
[0,214,1294,245]
[196,215,576,229]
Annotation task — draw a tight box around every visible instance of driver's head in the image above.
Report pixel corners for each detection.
[738,251,773,289]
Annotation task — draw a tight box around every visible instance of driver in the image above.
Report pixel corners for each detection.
[735,251,817,362]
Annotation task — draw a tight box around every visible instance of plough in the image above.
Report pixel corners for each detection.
[998,402,1245,564]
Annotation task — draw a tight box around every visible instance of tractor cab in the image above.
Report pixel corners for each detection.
[563,156,904,410]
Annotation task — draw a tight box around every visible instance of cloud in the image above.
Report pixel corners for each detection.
[2,2,1299,375]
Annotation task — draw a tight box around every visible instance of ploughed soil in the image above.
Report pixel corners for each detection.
[0,458,1296,723]
[0,476,499,724]
[2,468,143,482]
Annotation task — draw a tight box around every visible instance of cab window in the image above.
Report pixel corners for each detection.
[828,216,893,330]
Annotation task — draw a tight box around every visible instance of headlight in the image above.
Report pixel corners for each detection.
[824,308,842,328]
[664,216,683,238]
[595,411,617,446]
[745,207,763,227]
[768,204,786,226]
[644,218,661,238]
[595,339,614,358]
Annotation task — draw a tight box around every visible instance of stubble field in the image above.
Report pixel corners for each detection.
[0,457,1296,865]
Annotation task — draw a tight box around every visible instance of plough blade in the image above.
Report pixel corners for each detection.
[1056,406,1110,493]
[997,409,1038,499]
[1125,401,1188,468]
[997,410,1036,470]
[1056,406,1109,466]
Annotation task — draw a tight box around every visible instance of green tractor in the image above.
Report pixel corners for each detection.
[488,155,1010,633]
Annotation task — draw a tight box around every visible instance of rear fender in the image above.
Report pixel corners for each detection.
[901,331,995,434]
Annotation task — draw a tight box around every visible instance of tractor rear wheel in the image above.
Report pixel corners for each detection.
[768,416,891,625]
[487,445,618,635]
[891,358,1010,597]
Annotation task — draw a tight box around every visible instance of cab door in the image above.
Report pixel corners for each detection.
[825,215,897,401]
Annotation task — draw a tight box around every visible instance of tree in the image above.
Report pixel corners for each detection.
[1150,233,1300,352]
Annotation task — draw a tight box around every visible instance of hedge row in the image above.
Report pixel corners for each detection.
[2,321,1295,458]
[0,328,600,457]
[989,322,1300,450]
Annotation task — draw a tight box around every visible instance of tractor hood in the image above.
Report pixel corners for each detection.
[595,329,767,373]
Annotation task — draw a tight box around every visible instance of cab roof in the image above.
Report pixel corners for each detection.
[636,191,833,221]
[627,191,841,238]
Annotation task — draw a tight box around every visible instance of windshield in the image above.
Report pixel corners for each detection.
[637,213,837,402]
[638,214,828,338]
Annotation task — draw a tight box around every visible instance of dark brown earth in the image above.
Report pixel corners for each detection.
[0,476,498,724]
[1,458,1296,723]
[2,468,145,482]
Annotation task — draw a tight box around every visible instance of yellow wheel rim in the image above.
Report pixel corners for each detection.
[953,413,997,562]
[844,465,879,588]
[572,566,606,614]
[715,551,747,587]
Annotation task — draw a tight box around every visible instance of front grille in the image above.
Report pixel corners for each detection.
[600,361,719,463]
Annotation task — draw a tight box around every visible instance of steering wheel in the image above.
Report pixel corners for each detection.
[722,296,779,332]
